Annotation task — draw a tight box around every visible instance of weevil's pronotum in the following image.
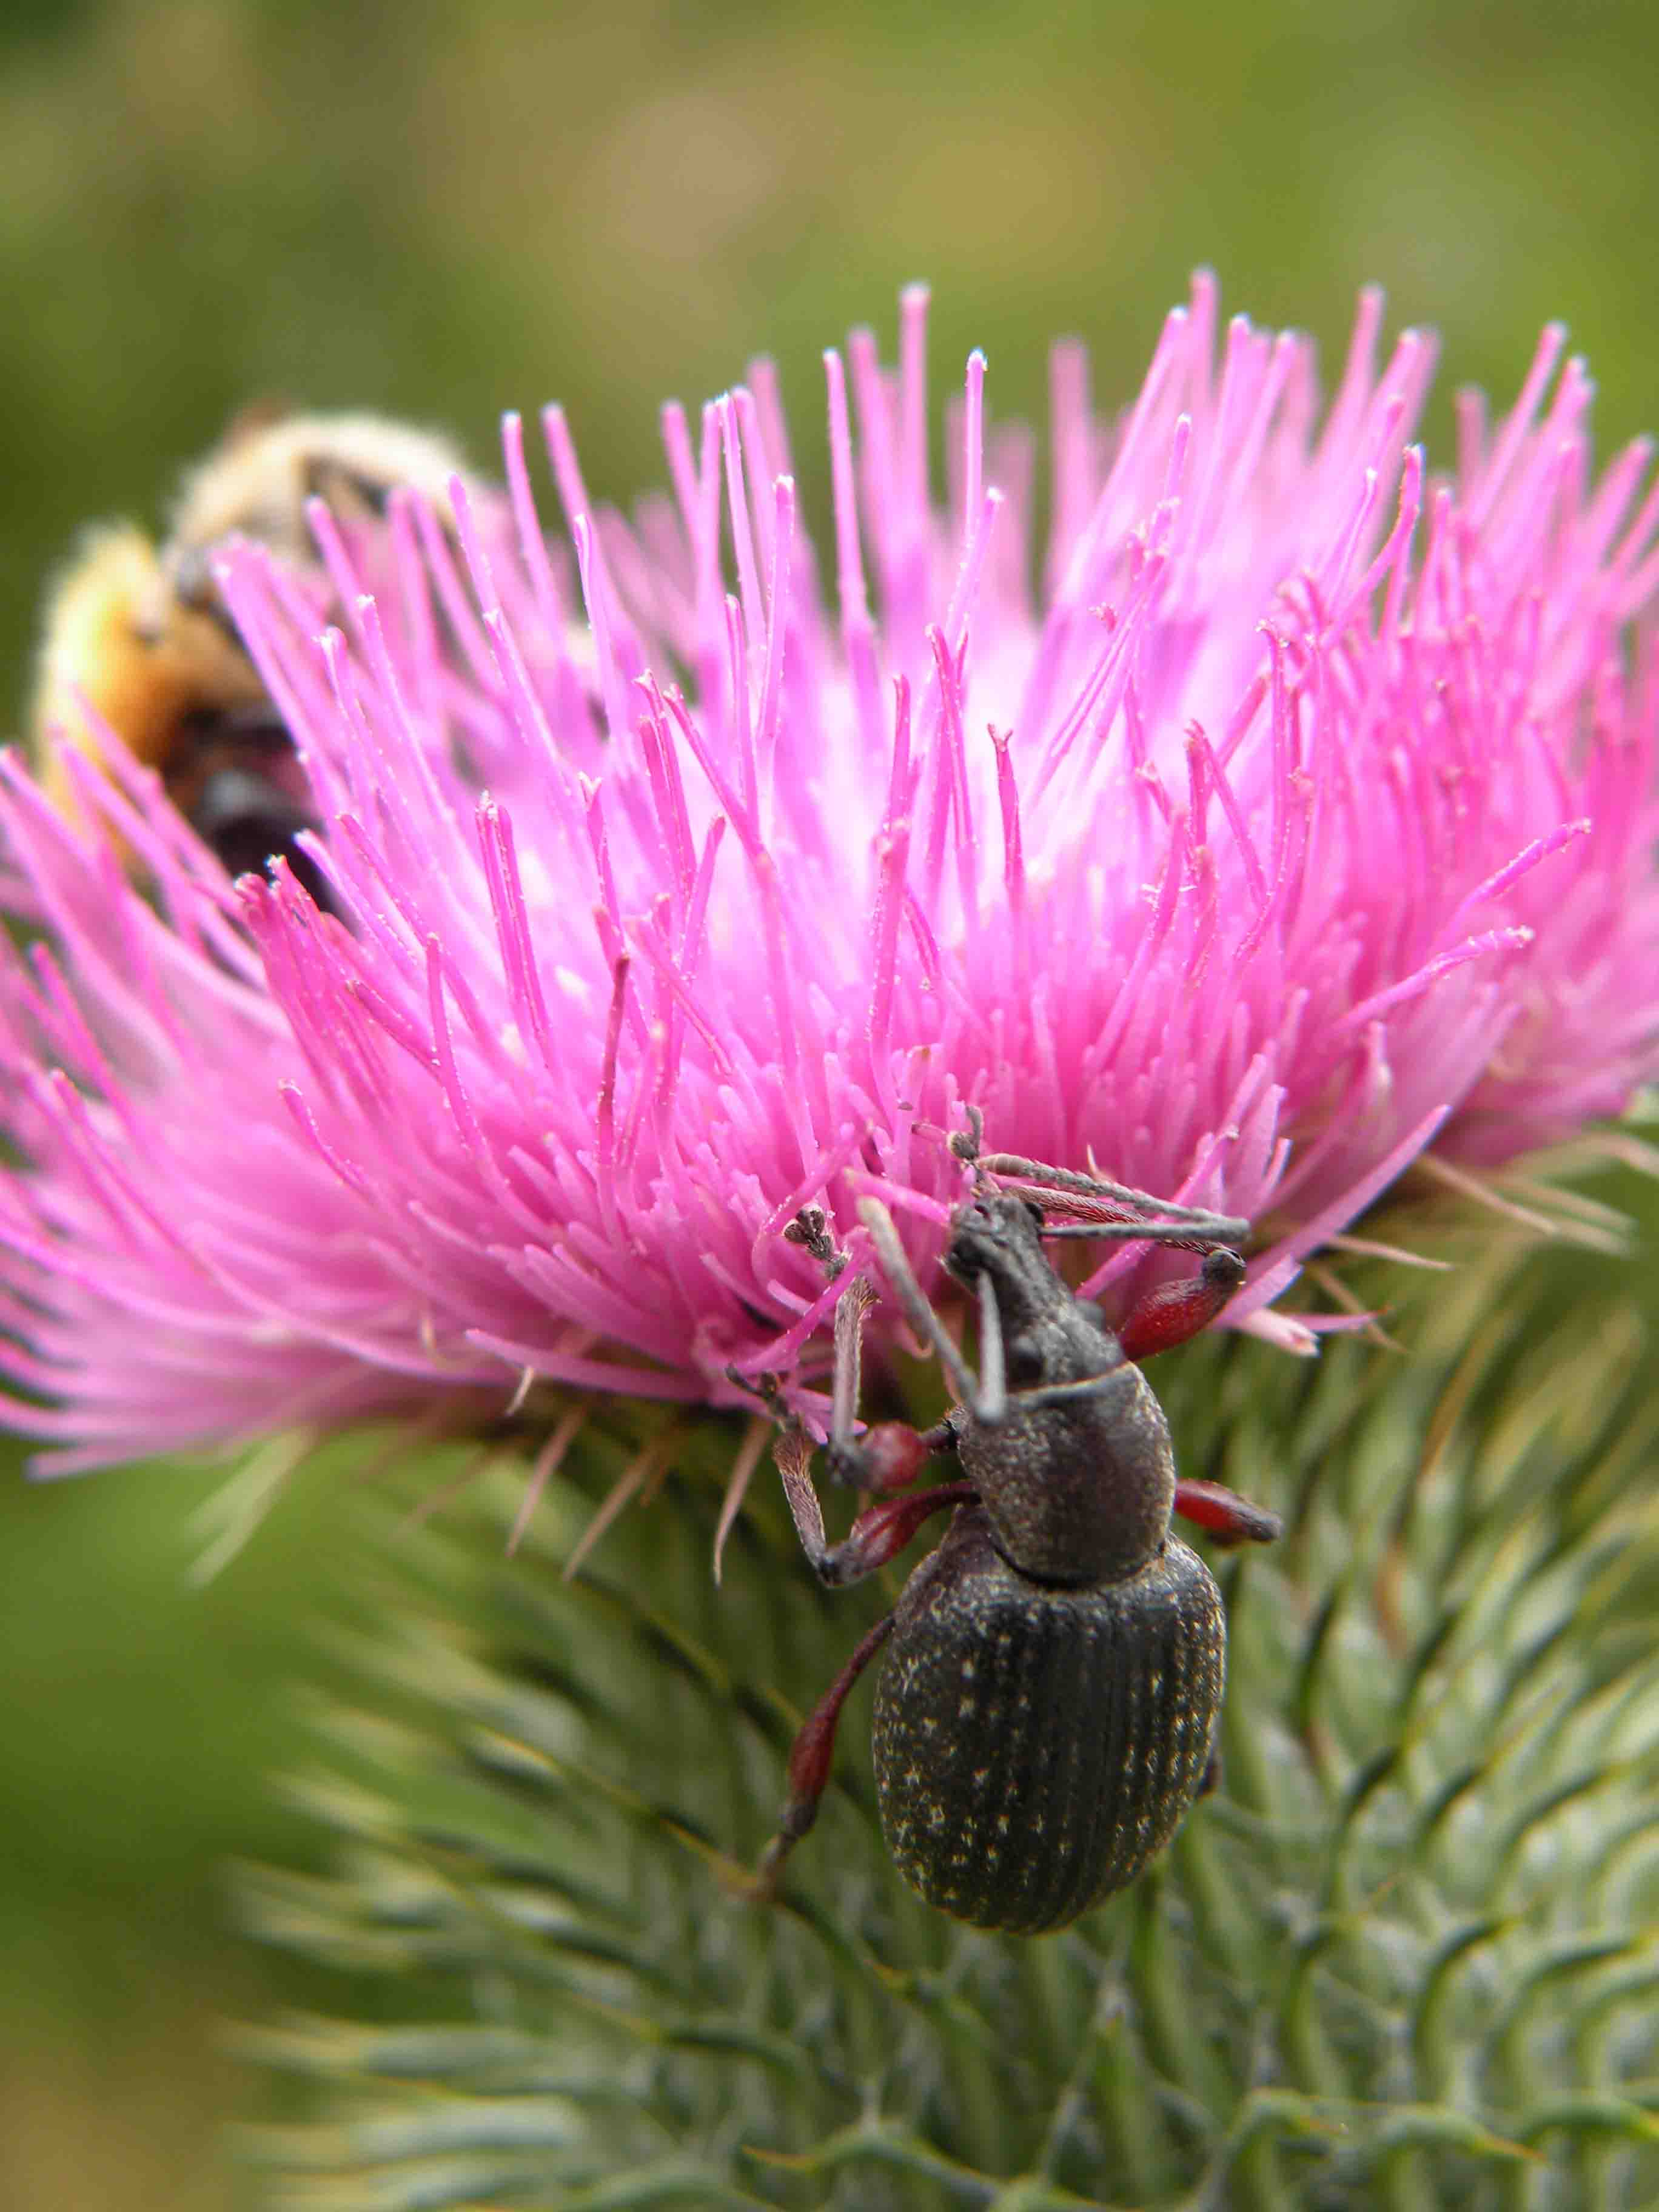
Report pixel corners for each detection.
[751,1118,1281,1932]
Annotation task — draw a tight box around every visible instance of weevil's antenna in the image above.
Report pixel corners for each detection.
[974,1268,1008,1423]
[857,1198,1008,1423]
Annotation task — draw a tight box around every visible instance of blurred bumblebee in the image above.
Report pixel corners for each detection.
[28,407,469,904]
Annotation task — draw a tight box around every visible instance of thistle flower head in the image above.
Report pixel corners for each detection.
[4,278,1657,1472]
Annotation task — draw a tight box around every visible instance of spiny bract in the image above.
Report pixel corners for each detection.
[236,1196,1659,2211]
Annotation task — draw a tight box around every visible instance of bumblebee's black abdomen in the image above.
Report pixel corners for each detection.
[872,1507,1225,1932]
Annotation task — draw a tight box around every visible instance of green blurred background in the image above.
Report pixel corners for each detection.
[4,1,1658,2203]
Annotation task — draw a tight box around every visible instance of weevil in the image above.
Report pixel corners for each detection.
[749,1121,1281,1933]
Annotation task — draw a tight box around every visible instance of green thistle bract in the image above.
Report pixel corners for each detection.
[236,1204,1659,2210]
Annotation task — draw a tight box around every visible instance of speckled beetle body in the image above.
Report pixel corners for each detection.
[874,1506,1225,1931]
[751,1131,1279,1934]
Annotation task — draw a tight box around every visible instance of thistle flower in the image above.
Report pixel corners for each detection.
[3,277,1657,1475]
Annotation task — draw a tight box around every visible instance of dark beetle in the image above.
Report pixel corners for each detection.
[750,1131,1280,1933]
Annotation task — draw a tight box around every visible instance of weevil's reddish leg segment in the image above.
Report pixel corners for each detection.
[1173,1478,1282,1546]
[830,1416,957,1493]
[1112,1245,1278,1545]
[774,1416,974,1587]
[745,1610,897,1900]
[802,1481,977,1586]
[1118,1247,1248,1361]
[752,1396,973,1899]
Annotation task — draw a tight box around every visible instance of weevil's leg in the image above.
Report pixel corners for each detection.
[1173,1477,1282,1546]
[1118,1247,1247,1361]
[745,1610,896,1901]
[776,1427,974,1577]
[782,1208,864,1451]
[774,1424,831,1560]
[971,1147,1252,1243]
[1040,1218,1244,1258]
[803,1481,976,1589]
[815,1257,957,1491]
[826,1271,874,1448]
[948,1113,1251,1243]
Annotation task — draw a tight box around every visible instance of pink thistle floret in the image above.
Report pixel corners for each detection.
[3,276,1657,1474]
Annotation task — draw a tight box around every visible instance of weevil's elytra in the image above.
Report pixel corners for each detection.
[873,1507,1225,1931]
[749,1125,1280,1934]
